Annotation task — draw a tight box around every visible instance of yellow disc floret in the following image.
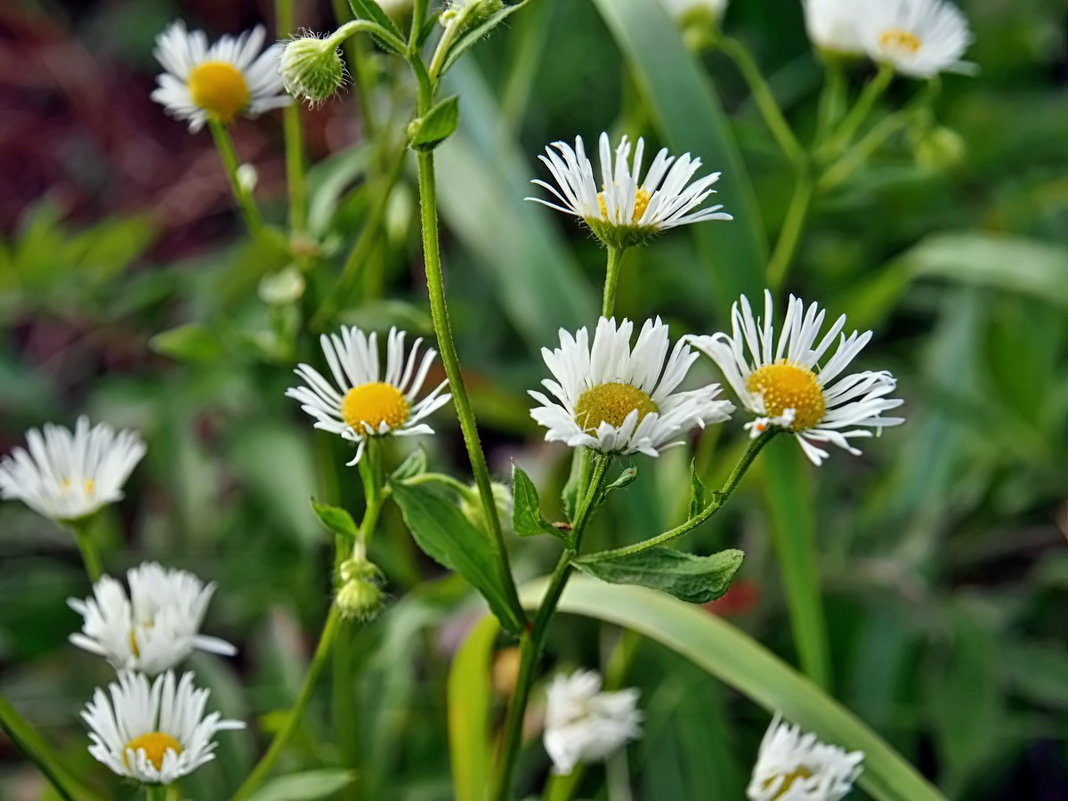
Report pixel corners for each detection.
[188,61,250,121]
[575,382,658,431]
[764,765,815,799]
[746,360,826,431]
[341,382,410,432]
[598,187,652,223]
[124,732,183,771]
[879,28,922,54]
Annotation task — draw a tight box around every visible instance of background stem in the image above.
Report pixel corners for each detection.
[275,0,307,235]
[208,120,264,233]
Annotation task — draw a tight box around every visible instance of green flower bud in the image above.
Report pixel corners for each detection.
[440,0,504,28]
[336,557,384,622]
[258,266,306,306]
[459,481,514,534]
[280,35,346,104]
[913,126,966,171]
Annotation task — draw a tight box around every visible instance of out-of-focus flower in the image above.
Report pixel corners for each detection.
[801,0,865,55]
[151,21,290,131]
[689,291,904,465]
[747,713,864,800]
[544,669,642,775]
[859,0,973,78]
[0,417,145,523]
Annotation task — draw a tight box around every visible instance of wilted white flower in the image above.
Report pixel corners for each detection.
[688,291,904,466]
[802,0,865,55]
[859,0,973,78]
[286,326,451,466]
[68,562,236,675]
[527,133,732,248]
[151,21,290,131]
[747,713,864,801]
[0,417,145,522]
[544,669,642,775]
[530,317,734,457]
[82,671,244,784]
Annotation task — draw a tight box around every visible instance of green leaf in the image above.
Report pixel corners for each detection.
[150,323,226,363]
[247,769,355,801]
[391,482,524,634]
[311,500,359,540]
[560,447,587,522]
[439,0,536,74]
[576,547,743,603]
[603,466,638,496]
[520,577,947,801]
[408,95,460,151]
[447,616,498,801]
[346,0,405,52]
[687,459,706,519]
[391,447,429,481]
[511,464,559,537]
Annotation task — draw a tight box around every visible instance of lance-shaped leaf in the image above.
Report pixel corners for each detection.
[576,547,743,603]
[688,459,707,519]
[346,0,405,53]
[409,95,460,152]
[311,499,359,540]
[391,447,428,481]
[511,464,560,538]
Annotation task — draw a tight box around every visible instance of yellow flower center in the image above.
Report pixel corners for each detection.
[764,765,815,799]
[597,187,652,223]
[341,382,410,432]
[575,382,659,431]
[878,28,922,54]
[124,732,183,771]
[188,61,250,121]
[746,360,825,431]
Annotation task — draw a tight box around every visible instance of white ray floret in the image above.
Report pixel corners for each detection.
[802,0,866,54]
[285,326,451,466]
[747,713,864,801]
[82,670,244,784]
[151,21,291,132]
[0,417,145,522]
[527,133,732,246]
[530,317,734,458]
[688,291,904,466]
[68,562,236,675]
[544,669,642,775]
[859,0,973,79]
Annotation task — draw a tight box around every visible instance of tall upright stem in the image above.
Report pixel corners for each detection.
[276,0,307,234]
[601,246,626,318]
[209,120,263,233]
[766,171,814,290]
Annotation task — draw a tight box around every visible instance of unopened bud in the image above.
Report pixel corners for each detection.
[259,265,306,306]
[459,481,513,534]
[913,126,965,171]
[236,163,258,194]
[336,557,384,622]
[280,34,346,104]
[440,0,503,28]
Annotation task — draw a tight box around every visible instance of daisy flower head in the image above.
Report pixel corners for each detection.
[0,417,145,523]
[802,0,865,55]
[285,326,451,466]
[527,133,732,249]
[530,317,734,458]
[68,562,236,675]
[82,670,244,784]
[544,669,642,775]
[688,291,904,465]
[151,21,291,132]
[747,713,864,801]
[859,0,973,79]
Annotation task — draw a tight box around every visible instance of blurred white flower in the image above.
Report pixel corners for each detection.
[531,317,734,458]
[527,133,732,248]
[802,0,865,55]
[69,562,236,675]
[747,713,864,801]
[0,417,145,522]
[688,291,904,465]
[544,669,642,775]
[82,671,244,784]
[859,0,973,78]
[286,326,451,465]
[151,21,290,132]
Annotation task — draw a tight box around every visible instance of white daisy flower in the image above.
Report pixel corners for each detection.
[747,713,864,801]
[544,669,642,775]
[527,133,732,249]
[82,670,244,784]
[530,317,734,458]
[68,562,236,675]
[802,0,865,55]
[151,21,291,132]
[688,291,904,466]
[0,417,145,523]
[285,326,451,466]
[859,0,973,79]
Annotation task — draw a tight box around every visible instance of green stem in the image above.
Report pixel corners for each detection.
[144,785,168,801]
[819,113,908,191]
[276,0,306,234]
[601,246,626,318]
[823,63,894,157]
[766,171,814,290]
[814,58,847,147]
[584,431,775,562]
[492,455,612,801]
[718,36,804,165]
[428,18,464,80]
[232,606,343,801]
[208,120,263,233]
[66,520,103,583]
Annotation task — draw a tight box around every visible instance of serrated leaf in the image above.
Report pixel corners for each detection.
[391,482,524,634]
[688,459,706,519]
[511,464,559,538]
[439,0,535,75]
[247,769,355,801]
[150,323,225,363]
[576,547,743,603]
[391,447,428,481]
[311,499,359,540]
[409,95,460,151]
[346,0,405,52]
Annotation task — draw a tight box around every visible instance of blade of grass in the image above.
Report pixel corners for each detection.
[448,615,499,801]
